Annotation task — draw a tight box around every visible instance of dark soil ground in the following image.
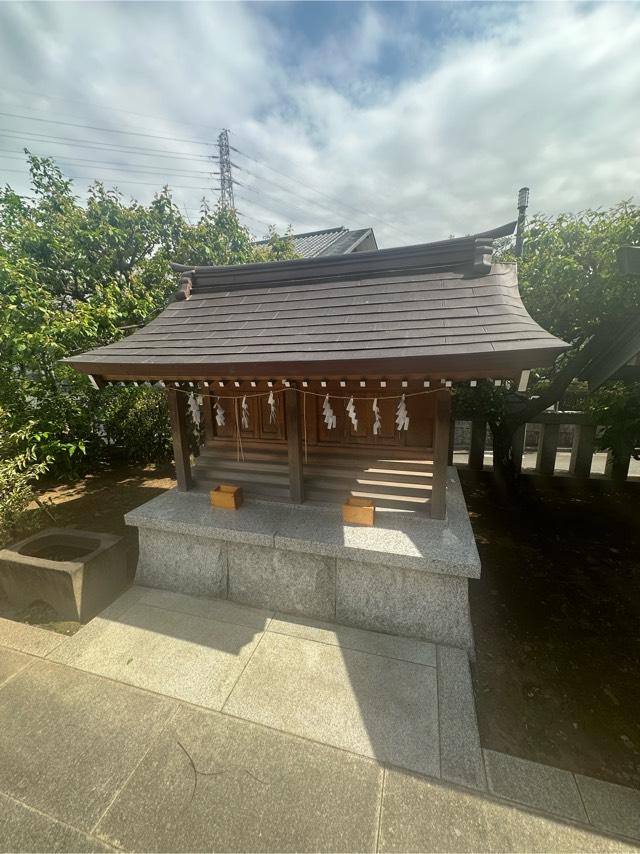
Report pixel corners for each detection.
[461,470,640,791]
[1,463,638,790]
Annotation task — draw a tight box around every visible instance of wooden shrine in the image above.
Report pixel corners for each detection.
[67,229,567,520]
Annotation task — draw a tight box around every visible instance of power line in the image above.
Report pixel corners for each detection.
[234,167,350,229]
[235,182,330,228]
[0,129,218,163]
[235,208,274,232]
[1,95,425,241]
[0,86,224,137]
[234,192,293,226]
[0,148,219,179]
[0,150,220,180]
[0,111,215,147]
[231,143,423,243]
[1,90,427,242]
[0,166,214,193]
[234,134,435,237]
[234,191,323,234]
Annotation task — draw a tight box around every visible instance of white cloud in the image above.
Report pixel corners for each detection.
[0,1,638,246]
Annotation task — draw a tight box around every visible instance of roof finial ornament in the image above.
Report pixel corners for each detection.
[173,275,193,302]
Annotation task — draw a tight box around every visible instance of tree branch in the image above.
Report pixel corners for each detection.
[507,323,618,428]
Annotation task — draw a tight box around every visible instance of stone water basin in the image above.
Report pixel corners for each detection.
[0,528,129,622]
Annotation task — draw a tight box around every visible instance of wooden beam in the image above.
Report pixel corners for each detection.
[511,424,526,474]
[468,419,487,470]
[166,387,193,491]
[447,417,455,465]
[535,423,559,475]
[285,384,304,503]
[605,446,632,485]
[431,389,451,520]
[569,423,596,479]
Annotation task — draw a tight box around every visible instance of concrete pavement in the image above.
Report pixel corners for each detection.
[0,586,638,852]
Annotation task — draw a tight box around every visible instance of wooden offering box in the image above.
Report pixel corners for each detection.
[210,484,243,510]
[342,496,375,527]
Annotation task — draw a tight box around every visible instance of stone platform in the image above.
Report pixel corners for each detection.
[125,467,480,652]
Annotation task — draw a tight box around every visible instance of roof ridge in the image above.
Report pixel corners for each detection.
[254,225,347,246]
[172,234,496,291]
[311,227,352,257]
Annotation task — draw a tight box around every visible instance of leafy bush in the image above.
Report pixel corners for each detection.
[0,417,52,547]
[589,382,640,459]
[94,385,174,465]
[0,154,295,482]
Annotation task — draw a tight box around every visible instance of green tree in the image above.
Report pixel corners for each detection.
[455,202,640,480]
[0,153,296,482]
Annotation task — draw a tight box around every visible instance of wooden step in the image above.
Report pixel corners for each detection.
[193,468,289,489]
[194,440,435,513]
[192,478,429,511]
[198,450,433,473]
[194,458,433,488]
[204,440,434,463]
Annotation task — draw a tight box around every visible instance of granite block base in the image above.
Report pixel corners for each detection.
[228,542,335,619]
[336,559,474,649]
[128,468,479,653]
[136,528,227,599]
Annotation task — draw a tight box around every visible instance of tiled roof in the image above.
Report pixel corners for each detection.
[257,227,376,258]
[66,232,568,380]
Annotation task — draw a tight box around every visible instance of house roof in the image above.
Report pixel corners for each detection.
[256,226,376,258]
[66,227,568,381]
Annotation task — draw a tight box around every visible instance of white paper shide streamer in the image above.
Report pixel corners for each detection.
[346,395,358,431]
[395,393,410,432]
[215,397,226,427]
[322,394,337,429]
[268,390,277,424]
[188,393,201,427]
[241,396,250,430]
[372,398,382,436]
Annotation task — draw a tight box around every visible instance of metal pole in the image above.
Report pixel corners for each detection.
[515,186,529,258]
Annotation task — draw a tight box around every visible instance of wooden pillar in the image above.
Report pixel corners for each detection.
[166,387,193,491]
[569,423,596,479]
[468,419,487,470]
[431,389,451,520]
[285,385,304,503]
[447,417,455,465]
[605,446,632,485]
[511,424,526,474]
[535,422,559,475]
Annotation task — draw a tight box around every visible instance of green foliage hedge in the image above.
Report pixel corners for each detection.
[455,203,640,460]
[0,154,296,539]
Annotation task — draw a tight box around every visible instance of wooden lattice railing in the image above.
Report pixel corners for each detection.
[450,411,638,483]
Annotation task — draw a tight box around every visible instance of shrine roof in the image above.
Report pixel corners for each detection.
[65,230,568,380]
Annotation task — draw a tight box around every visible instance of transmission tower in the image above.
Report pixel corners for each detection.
[218,129,235,209]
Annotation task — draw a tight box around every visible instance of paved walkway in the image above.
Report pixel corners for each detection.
[0,586,639,852]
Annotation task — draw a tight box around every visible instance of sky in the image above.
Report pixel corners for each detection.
[0,1,639,247]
